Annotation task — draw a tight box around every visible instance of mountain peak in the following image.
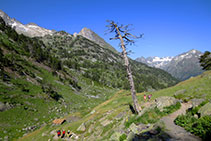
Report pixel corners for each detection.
[188,49,200,54]
[78,27,96,40]
[78,27,117,52]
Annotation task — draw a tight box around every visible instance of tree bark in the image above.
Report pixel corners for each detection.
[114,26,141,114]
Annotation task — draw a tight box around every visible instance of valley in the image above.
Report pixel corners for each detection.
[0,8,210,141]
[19,71,211,141]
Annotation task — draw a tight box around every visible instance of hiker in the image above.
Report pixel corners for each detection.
[61,130,65,138]
[57,130,61,137]
[148,94,152,101]
[144,94,147,101]
[67,130,72,138]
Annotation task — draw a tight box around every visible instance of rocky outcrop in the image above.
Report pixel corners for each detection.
[174,89,186,96]
[155,96,178,111]
[190,98,205,108]
[198,102,211,117]
[78,27,117,53]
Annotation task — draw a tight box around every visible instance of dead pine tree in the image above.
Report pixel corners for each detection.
[106,20,143,114]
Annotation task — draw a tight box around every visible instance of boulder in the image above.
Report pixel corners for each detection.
[88,124,94,133]
[100,119,112,127]
[198,102,211,117]
[110,132,121,141]
[190,98,205,108]
[77,123,86,132]
[129,123,139,134]
[115,112,126,120]
[138,103,156,117]
[126,132,135,141]
[0,102,6,111]
[0,102,10,112]
[155,96,178,111]
[174,89,186,96]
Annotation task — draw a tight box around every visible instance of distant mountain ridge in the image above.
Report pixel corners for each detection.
[0,9,55,37]
[0,9,117,53]
[136,56,173,68]
[136,49,204,80]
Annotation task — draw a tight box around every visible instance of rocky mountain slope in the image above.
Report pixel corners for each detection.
[40,31,178,92]
[77,27,117,53]
[0,9,55,37]
[136,49,204,80]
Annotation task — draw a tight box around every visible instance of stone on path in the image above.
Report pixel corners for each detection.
[155,96,178,111]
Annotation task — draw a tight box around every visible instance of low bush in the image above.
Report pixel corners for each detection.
[119,133,127,141]
[174,101,211,140]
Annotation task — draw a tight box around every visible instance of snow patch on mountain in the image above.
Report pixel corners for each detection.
[0,9,55,37]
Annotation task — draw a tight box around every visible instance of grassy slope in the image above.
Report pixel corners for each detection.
[20,71,211,141]
[0,18,117,140]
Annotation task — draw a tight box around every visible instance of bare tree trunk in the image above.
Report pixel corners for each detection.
[114,26,141,114]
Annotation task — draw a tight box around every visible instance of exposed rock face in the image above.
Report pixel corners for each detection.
[78,27,117,52]
[0,9,55,37]
[155,96,178,111]
[198,102,211,117]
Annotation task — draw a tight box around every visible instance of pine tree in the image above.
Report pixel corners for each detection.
[200,51,211,70]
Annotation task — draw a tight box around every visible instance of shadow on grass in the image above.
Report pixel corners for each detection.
[132,127,173,141]
[129,104,136,114]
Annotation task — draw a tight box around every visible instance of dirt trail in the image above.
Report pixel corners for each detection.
[161,102,201,141]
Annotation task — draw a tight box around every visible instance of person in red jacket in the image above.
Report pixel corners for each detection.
[57,130,61,137]
[61,130,65,138]
[144,94,147,101]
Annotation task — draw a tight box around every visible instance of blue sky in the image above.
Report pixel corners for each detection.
[1,0,211,59]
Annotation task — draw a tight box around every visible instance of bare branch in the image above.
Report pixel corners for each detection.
[106,20,143,46]
[110,37,119,40]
